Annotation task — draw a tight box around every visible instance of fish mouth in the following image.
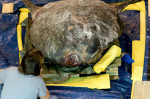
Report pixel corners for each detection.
[64,53,81,67]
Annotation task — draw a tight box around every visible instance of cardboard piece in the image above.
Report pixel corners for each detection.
[133,81,150,99]
[2,3,14,13]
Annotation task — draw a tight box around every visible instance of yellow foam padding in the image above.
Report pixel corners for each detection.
[17,25,23,51]
[93,45,121,74]
[132,41,145,71]
[46,74,110,89]
[123,1,146,99]
[18,8,30,24]
[17,8,30,63]
[123,1,146,81]
[17,25,23,64]
[132,66,143,81]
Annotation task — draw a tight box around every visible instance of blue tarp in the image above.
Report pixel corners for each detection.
[0,0,148,99]
[143,0,149,81]
[0,13,19,69]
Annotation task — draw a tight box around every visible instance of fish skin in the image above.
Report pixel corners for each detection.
[22,0,142,67]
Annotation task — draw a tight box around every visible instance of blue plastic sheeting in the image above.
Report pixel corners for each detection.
[0,54,9,68]
[143,0,149,81]
[109,63,133,99]
[0,13,19,69]
[48,86,123,99]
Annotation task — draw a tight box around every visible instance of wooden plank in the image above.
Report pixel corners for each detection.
[2,3,14,13]
[133,81,150,99]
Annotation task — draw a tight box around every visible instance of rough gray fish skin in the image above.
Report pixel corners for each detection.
[22,0,141,67]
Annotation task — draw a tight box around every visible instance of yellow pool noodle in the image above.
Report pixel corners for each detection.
[93,45,121,74]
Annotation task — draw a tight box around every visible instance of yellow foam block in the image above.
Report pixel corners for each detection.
[93,45,121,74]
[131,66,143,81]
[132,41,145,71]
[17,25,23,64]
[19,8,30,24]
[132,62,143,72]
[17,25,23,51]
[47,74,110,89]
[140,11,146,41]
[2,3,14,13]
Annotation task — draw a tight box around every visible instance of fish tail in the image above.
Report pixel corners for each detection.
[22,0,38,14]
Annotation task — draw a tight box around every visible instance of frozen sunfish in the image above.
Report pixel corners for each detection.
[22,0,141,67]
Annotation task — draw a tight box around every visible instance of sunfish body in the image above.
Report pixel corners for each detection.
[22,0,141,67]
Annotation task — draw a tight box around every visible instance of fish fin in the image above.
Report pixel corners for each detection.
[22,0,39,14]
